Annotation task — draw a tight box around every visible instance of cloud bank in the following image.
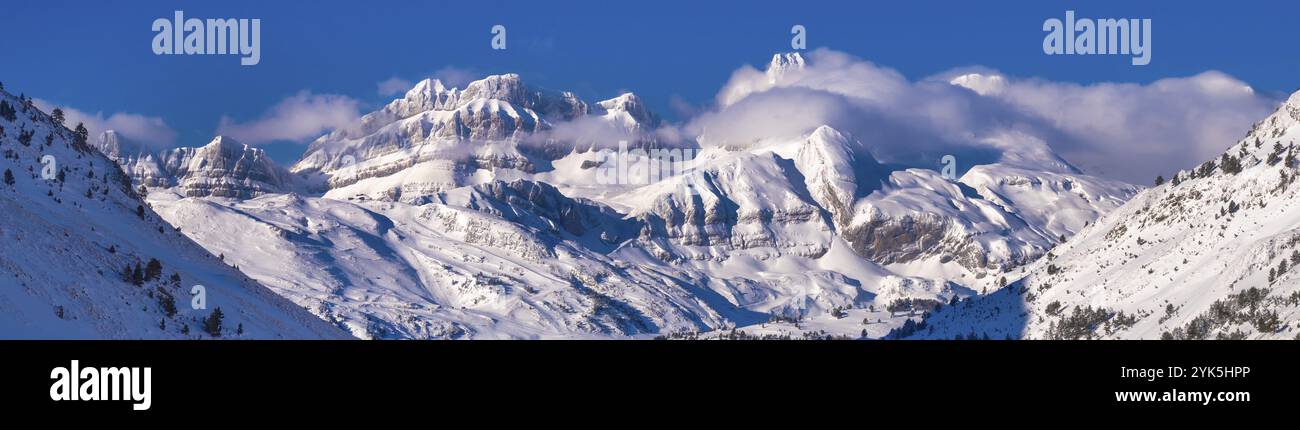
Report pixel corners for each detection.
[216,91,361,144]
[690,48,1278,184]
[32,99,177,148]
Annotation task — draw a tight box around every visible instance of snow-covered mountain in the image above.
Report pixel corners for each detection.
[911,91,1300,340]
[96,132,291,198]
[128,63,1137,339]
[288,74,669,202]
[26,51,1150,339]
[0,89,349,339]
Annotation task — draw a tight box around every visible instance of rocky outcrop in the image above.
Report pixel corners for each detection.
[97,132,290,198]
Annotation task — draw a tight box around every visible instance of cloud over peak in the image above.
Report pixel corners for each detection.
[216,91,362,144]
[691,48,1279,184]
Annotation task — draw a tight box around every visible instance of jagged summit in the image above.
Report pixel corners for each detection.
[407,77,448,97]
[290,71,664,197]
[96,133,290,198]
[93,130,148,159]
[767,52,806,81]
[593,92,660,129]
[204,135,246,151]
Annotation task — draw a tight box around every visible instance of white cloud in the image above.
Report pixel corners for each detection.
[952,71,1274,181]
[216,91,361,144]
[376,77,413,96]
[31,99,177,148]
[430,66,477,88]
[691,48,1279,184]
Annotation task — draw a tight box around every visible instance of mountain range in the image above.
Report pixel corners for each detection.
[11,52,1292,339]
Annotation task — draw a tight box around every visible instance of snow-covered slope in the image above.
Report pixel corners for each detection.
[912,91,1300,340]
[0,89,348,339]
[148,187,730,339]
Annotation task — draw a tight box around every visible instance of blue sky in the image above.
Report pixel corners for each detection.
[3,0,1299,165]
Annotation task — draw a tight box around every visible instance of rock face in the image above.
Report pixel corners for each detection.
[592,92,660,131]
[289,75,664,201]
[96,133,290,198]
[94,131,170,188]
[631,149,834,260]
[161,136,289,198]
[442,179,638,248]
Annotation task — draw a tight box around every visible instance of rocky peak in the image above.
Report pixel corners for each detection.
[766,52,806,82]
[595,92,659,128]
[155,136,289,198]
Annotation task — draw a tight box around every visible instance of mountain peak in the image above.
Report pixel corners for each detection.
[949,73,1008,96]
[407,78,448,97]
[594,92,659,130]
[767,52,806,82]
[769,52,806,70]
[1282,88,1300,109]
[94,129,153,159]
[205,135,246,151]
[808,124,847,142]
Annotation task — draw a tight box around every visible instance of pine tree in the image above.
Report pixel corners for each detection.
[204,308,224,337]
[156,288,176,317]
[0,100,15,122]
[135,205,145,219]
[1154,175,1164,186]
[1220,153,1242,174]
[50,108,64,126]
[144,258,162,282]
[132,263,144,286]
[3,168,13,186]
[73,123,88,148]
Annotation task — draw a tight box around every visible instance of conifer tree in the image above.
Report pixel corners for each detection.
[204,308,224,337]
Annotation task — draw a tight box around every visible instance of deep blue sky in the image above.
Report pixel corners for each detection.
[3,0,1299,163]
